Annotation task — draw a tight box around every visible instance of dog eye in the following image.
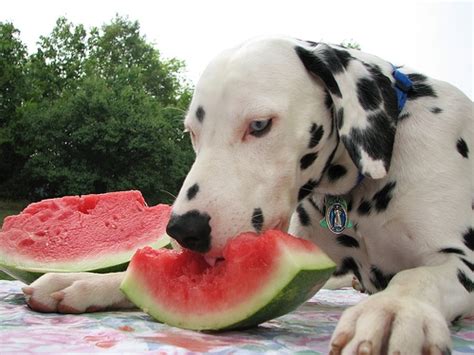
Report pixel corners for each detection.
[249,119,272,137]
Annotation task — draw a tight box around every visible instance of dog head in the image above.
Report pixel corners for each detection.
[166,37,399,257]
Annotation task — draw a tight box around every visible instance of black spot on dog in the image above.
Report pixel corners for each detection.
[322,139,340,173]
[296,204,311,226]
[295,46,342,98]
[327,164,347,182]
[357,200,372,215]
[373,181,396,212]
[407,73,437,100]
[300,152,318,170]
[334,257,362,284]
[324,89,334,110]
[337,108,344,129]
[407,73,427,82]
[309,123,325,148]
[336,234,360,248]
[463,227,474,250]
[324,91,337,137]
[370,266,394,291]
[398,112,410,121]
[341,134,361,169]
[308,197,324,216]
[365,64,399,120]
[461,258,474,271]
[319,47,346,74]
[342,111,396,174]
[298,179,319,201]
[347,198,353,212]
[251,208,264,232]
[305,40,319,47]
[186,183,199,201]
[333,48,353,69]
[451,314,463,324]
[329,115,336,138]
[357,78,382,111]
[439,248,465,256]
[458,269,474,293]
[196,106,205,122]
[431,107,443,114]
[299,135,340,200]
[457,138,469,158]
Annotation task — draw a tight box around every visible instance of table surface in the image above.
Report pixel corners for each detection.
[1,280,473,354]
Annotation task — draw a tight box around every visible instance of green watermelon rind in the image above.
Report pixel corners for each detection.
[0,260,132,284]
[120,242,336,331]
[0,234,171,284]
[221,267,335,330]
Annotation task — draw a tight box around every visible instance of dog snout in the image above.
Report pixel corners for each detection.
[166,210,211,253]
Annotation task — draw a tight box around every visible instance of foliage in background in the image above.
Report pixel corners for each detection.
[0,17,194,204]
[340,39,361,50]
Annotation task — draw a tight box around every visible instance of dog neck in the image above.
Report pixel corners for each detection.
[313,137,364,197]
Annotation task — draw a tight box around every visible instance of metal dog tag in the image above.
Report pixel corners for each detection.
[320,196,353,234]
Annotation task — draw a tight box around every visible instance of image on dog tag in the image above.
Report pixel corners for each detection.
[321,196,351,234]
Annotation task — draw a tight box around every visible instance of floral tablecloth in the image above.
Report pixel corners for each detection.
[0,280,472,354]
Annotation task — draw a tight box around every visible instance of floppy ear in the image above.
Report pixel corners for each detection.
[295,44,399,179]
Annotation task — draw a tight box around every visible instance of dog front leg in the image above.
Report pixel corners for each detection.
[329,258,473,354]
[22,271,134,313]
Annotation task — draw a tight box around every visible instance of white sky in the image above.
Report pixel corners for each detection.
[3,0,473,98]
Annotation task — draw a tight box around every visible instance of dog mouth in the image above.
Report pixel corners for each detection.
[271,217,289,232]
[203,217,290,267]
[204,256,225,267]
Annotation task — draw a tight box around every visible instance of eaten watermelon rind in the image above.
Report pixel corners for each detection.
[120,238,335,331]
[0,234,171,284]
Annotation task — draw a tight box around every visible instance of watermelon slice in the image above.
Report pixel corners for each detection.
[120,230,335,330]
[0,191,171,283]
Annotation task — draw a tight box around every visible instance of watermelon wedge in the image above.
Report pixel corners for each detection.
[0,191,171,284]
[120,230,335,330]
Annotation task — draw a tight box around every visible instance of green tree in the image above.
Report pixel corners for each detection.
[26,17,87,101]
[0,22,28,195]
[340,39,361,50]
[2,17,194,204]
[0,22,27,126]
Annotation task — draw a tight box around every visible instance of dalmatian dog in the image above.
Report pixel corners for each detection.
[23,37,473,354]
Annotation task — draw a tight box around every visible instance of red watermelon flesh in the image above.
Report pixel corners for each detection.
[0,191,171,275]
[121,230,336,330]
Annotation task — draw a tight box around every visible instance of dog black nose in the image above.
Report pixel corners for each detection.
[166,210,211,253]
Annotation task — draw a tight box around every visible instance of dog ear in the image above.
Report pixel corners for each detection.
[295,44,399,179]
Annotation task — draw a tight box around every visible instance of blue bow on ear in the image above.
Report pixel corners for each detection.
[392,66,413,112]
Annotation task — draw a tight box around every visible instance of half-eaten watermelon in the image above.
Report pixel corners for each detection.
[120,230,335,330]
[0,191,171,283]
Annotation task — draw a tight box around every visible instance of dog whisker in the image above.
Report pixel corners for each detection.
[160,189,177,200]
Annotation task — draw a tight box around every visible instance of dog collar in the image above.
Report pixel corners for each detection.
[319,67,412,234]
[392,65,413,112]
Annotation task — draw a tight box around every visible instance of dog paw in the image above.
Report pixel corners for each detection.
[22,272,133,313]
[329,292,451,355]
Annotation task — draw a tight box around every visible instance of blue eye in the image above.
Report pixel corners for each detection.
[249,119,272,137]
